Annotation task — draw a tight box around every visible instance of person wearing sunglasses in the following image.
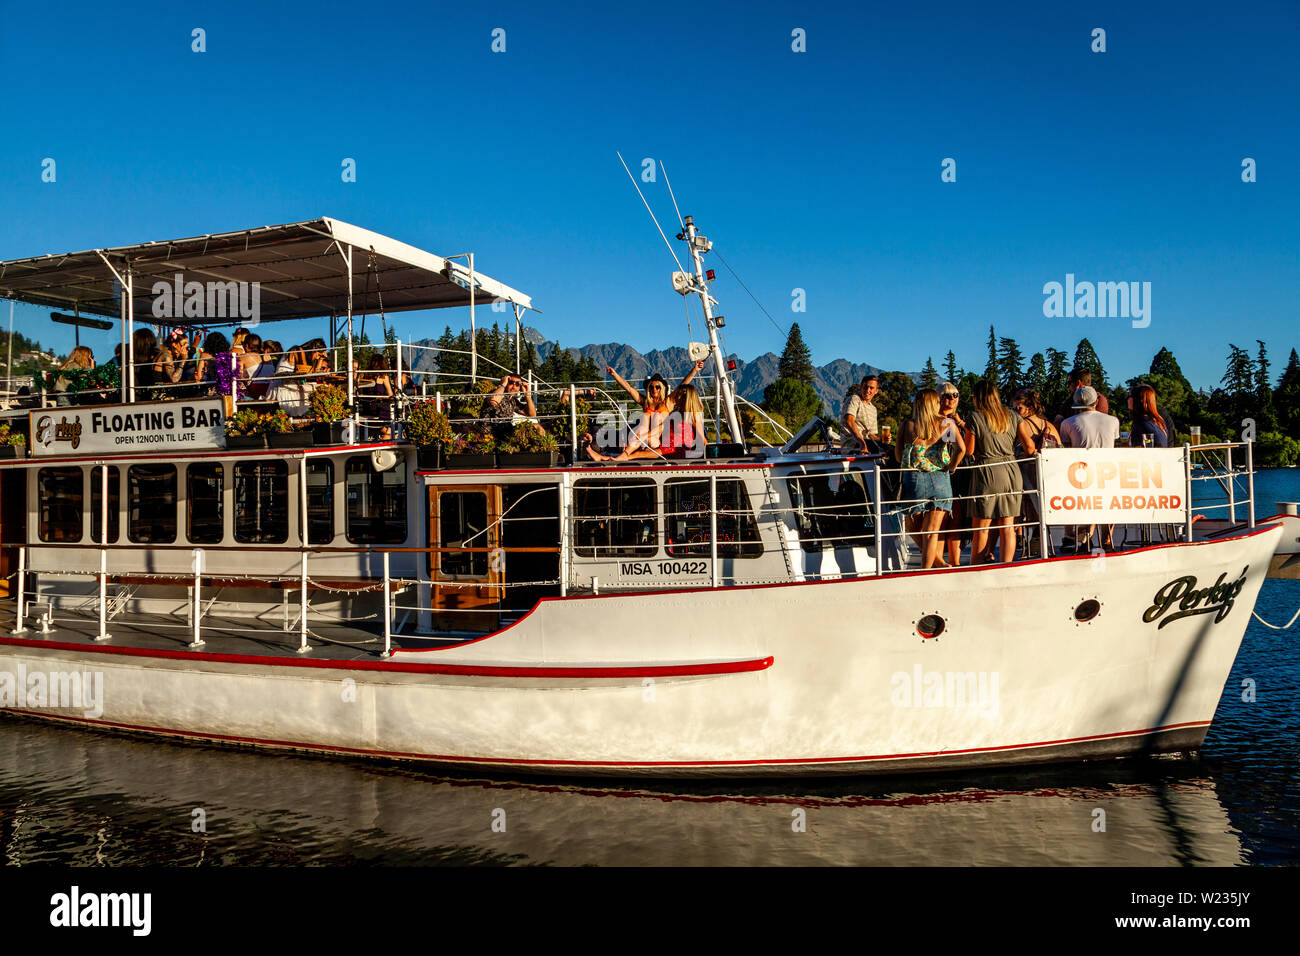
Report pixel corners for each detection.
[591,361,705,459]
[487,373,545,439]
[934,382,969,566]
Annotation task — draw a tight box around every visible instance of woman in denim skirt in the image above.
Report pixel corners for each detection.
[895,388,963,569]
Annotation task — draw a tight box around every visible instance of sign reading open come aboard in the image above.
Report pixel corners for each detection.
[1039,447,1188,525]
[28,399,227,457]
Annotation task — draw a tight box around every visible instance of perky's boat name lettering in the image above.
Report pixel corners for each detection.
[1142,566,1249,629]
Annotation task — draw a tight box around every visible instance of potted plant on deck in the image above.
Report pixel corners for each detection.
[497,422,560,468]
[225,409,267,449]
[265,408,312,448]
[309,383,349,445]
[405,400,452,470]
[444,432,497,470]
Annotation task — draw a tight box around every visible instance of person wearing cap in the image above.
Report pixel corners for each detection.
[1053,369,1109,427]
[1060,384,1121,552]
[1059,385,1120,449]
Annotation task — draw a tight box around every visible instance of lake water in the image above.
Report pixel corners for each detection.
[1,470,1297,866]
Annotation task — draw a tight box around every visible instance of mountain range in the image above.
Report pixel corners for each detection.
[410,327,884,414]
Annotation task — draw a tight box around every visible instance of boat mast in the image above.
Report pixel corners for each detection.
[677,215,743,443]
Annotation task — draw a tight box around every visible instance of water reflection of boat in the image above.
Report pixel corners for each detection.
[0,721,1243,865]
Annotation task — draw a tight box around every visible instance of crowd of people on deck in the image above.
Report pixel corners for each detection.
[43,327,413,428]
[840,369,1178,568]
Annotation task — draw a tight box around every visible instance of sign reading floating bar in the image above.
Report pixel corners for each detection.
[28,399,226,457]
[1039,446,1187,525]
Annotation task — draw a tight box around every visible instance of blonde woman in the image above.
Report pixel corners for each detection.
[965,379,1036,563]
[52,346,95,406]
[662,383,706,458]
[894,388,954,569]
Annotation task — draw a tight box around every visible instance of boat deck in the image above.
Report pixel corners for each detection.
[0,604,474,663]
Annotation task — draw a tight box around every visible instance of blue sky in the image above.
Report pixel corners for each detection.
[2,0,1296,389]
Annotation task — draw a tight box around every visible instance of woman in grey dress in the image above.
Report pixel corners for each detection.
[964,379,1035,564]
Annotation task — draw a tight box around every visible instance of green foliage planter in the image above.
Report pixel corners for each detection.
[497,422,559,467]
[416,445,444,470]
[226,434,267,449]
[444,452,497,470]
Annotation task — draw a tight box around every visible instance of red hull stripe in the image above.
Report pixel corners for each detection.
[0,636,771,679]
[0,710,1210,767]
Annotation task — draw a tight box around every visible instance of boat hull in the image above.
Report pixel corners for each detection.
[0,525,1281,778]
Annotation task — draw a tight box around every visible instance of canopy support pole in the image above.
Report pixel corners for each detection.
[469,252,477,383]
[512,302,523,374]
[94,252,129,404]
[342,245,355,438]
[125,265,135,403]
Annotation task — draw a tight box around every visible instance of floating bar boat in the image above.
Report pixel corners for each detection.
[0,216,1289,777]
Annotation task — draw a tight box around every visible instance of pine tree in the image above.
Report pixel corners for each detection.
[1025,352,1048,397]
[1044,348,1070,411]
[1149,347,1191,390]
[942,350,958,384]
[1255,340,1271,394]
[997,337,1025,393]
[1254,339,1277,430]
[984,325,998,380]
[1221,344,1254,395]
[920,356,939,390]
[778,323,815,384]
[1072,338,1108,392]
[1274,348,1300,436]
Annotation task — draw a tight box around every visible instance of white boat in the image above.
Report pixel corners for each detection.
[0,215,1289,777]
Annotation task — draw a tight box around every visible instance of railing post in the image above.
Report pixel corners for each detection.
[229,353,239,414]
[569,385,578,458]
[559,474,570,597]
[1036,454,1048,559]
[382,550,392,657]
[298,550,310,653]
[1184,443,1194,542]
[10,546,26,634]
[873,465,884,575]
[95,548,111,641]
[1246,440,1256,529]
[710,474,719,588]
[189,548,205,648]
[435,390,442,414]
[1226,445,1235,523]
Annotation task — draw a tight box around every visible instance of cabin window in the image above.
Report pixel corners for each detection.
[664,477,763,558]
[789,470,875,553]
[438,491,489,577]
[234,461,288,543]
[90,466,120,544]
[345,457,407,544]
[573,478,657,558]
[306,460,334,544]
[187,463,224,544]
[38,467,83,542]
[128,465,177,543]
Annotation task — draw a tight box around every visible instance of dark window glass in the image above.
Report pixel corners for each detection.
[790,470,875,553]
[128,465,177,543]
[234,461,288,543]
[345,457,406,544]
[665,477,762,558]
[187,463,224,544]
[573,479,657,558]
[38,467,83,542]
[438,491,488,577]
[90,466,119,544]
[306,460,333,544]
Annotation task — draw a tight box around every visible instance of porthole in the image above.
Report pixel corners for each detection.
[1074,599,1101,623]
[916,614,946,639]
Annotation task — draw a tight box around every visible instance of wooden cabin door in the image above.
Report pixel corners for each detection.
[428,485,503,631]
[0,469,26,600]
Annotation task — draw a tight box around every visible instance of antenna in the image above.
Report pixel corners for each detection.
[616,151,686,274]
[660,160,686,229]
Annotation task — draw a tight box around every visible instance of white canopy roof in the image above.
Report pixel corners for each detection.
[0,217,534,323]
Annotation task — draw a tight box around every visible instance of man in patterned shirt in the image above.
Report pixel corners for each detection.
[842,375,880,451]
